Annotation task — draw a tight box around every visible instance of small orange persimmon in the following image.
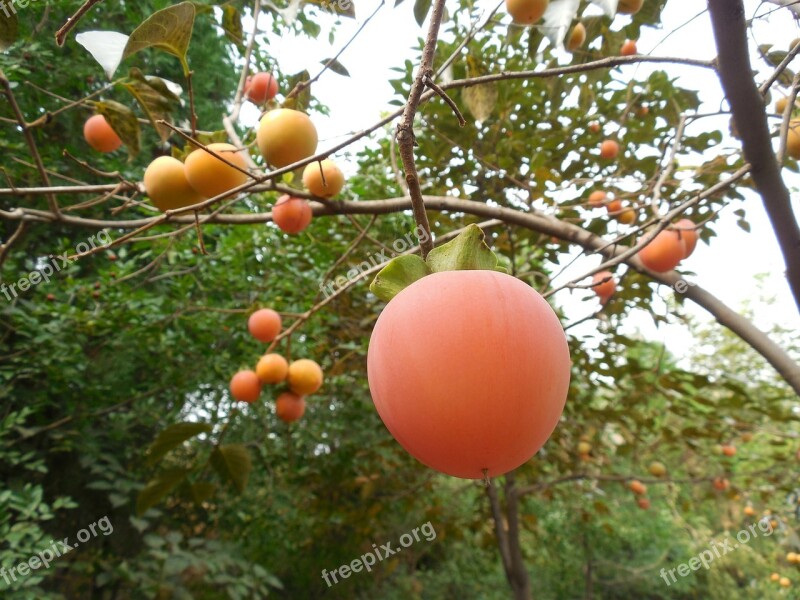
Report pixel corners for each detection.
[230,370,262,403]
[84,114,122,153]
[276,392,306,423]
[272,195,313,234]
[248,308,282,343]
[256,353,289,384]
[288,359,324,395]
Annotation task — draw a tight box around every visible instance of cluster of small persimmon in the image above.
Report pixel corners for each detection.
[82,72,346,233]
[228,308,324,424]
[588,216,700,304]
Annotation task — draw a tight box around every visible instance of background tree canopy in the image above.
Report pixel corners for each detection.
[1,0,800,598]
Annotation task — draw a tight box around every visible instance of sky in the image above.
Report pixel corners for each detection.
[237,0,800,364]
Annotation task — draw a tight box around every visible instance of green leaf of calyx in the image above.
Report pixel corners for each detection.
[426,223,500,272]
[123,2,196,75]
[145,421,212,466]
[369,255,432,302]
[210,444,252,493]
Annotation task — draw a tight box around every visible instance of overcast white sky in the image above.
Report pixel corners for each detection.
[238,0,800,362]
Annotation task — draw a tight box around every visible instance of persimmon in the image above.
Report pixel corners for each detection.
[588,121,601,133]
[721,444,737,457]
[629,480,647,495]
[591,271,616,301]
[776,97,788,114]
[273,195,313,234]
[83,114,122,153]
[637,229,684,272]
[185,143,250,198]
[637,498,651,510]
[256,353,288,384]
[606,198,622,213]
[712,477,730,491]
[588,190,607,207]
[620,39,638,56]
[505,0,548,25]
[567,23,586,51]
[257,108,318,168]
[771,573,780,582]
[248,308,282,343]
[780,577,791,588]
[143,156,204,212]
[673,218,699,258]
[636,105,649,117]
[287,359,323,395]
[617,0,643,14]
[276,391,306,423]
[230,370,262,403]
[617,208,636,224]
[577,441,591,455]
[302,159,345,198]
[367,270,571,479]
[600,139,620,159]
[787,120,800,160]
[648,461,667,477]
[744,505,756,517]
[244,72,278,105]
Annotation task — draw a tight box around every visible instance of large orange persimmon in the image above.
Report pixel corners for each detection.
[505,0,548,25]
[637,229,684,272]
[367,270,571,479]
[673,218,698,258]
[184,143,249,198]
[257,108,318,168]
[592,271,616,301]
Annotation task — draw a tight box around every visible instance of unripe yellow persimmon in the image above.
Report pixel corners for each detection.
[303,159,345,198]
[144,156,205,212]
[185,143,250,198]
[287,359,324,395]
[257,108,318,168]
[567,23,586,51]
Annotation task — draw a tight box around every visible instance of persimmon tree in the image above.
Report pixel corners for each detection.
[1,0,800,598]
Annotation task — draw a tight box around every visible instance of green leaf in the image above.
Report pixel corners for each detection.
[0,9,18,52]
[462,83,498,122]
[282,70,312,112]
[426,224,499,272]
[221,6,244,47]
[210,444,251,493]
[136,468,189,515]
[321,58,350,77]
[122,68,181,142]
[93,100,141,158]
[123,2,196,75]
[413,0,432,26]
[146,421,212,466]
[189,482,216,504]
[369,255,431,302]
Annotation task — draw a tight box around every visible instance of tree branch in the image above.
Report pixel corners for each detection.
[707,0,800,313]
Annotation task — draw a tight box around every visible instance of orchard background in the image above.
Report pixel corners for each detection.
[2,0,800,598]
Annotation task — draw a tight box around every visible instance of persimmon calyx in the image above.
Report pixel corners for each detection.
[369,224,506,302]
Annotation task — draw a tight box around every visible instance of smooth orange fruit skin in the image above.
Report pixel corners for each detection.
[637,498,651,510]
[637,230,684,272]
[273,195,312,234]
[288,359,323,395]
[185,143,249,198]
[245,72,278,104]
[787,120,800,160]
[257,108,318,168]
[276,392,306,423]
[618,208,636,224]
[256,353,289,384]
[505,0,548,25]
[144,156,205,212]
[592,271,616,300]
[248,308,282,343]
[600,139,620,159]
[303,159,345,199]
[84,115,122,153]
[712,477,729,491]
[588,191,607,207]
[567,22,586,51]
[617,0,643,14]
[620,39,638,56]
[588,121,601,133]
[629,480,647,495]
[230,370,262,403]
[606,199,622,213]
[775,96,788,114]
[721,444,736,457]
[367,270,571,479]
[780,577,791,588]
[673,218,698,258]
